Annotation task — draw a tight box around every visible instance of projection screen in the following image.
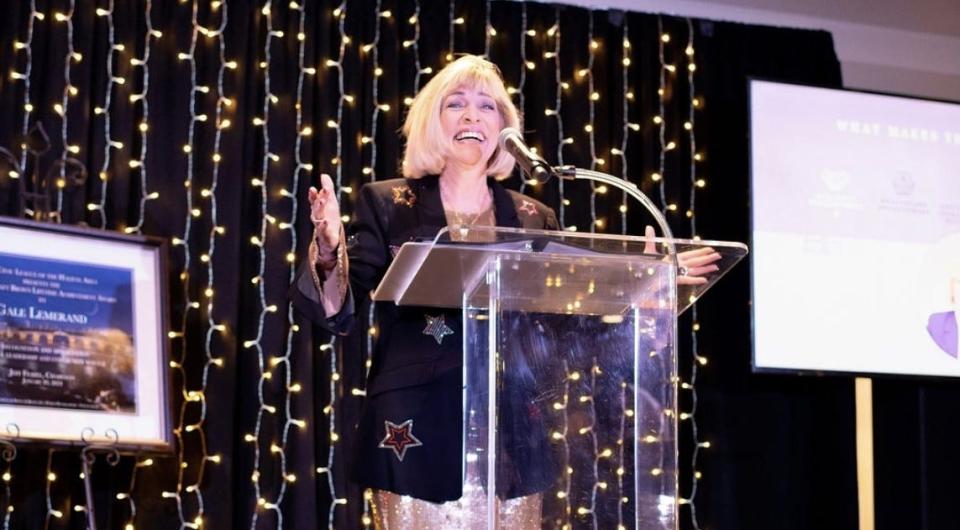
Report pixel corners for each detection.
[749,80,960,377]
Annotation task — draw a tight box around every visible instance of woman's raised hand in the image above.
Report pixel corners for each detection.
[308,173,341,253]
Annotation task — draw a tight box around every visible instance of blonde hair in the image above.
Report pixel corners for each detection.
[401,55,521,179]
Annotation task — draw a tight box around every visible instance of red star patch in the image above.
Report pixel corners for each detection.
[518,199,538,217]
[378,419,423,461]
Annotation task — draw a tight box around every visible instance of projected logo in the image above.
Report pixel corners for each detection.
[892,171,915,196]
[819,169,850,192]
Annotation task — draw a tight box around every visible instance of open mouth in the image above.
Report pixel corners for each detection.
[454,131,485,143]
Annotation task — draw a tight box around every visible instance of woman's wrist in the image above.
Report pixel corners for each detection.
[313,224,342,271]
[306,231,348,314]
[315,243,338,270]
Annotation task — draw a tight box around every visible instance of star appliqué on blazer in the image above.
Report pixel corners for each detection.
[378,419,423,461]
[391,185,417,207]
[518,199,538,217]
[423,314,454,345]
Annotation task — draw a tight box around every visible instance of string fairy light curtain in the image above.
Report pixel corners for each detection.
[0,1,870,529]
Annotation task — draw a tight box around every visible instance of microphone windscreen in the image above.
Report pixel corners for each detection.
[498,127,521,150]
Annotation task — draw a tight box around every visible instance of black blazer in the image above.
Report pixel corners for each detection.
[292,174,558,502]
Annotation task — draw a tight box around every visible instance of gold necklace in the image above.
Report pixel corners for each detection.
[441,186,494,242]
[447,206,490,227]
[446,206,493,241]
[440,184,493,227]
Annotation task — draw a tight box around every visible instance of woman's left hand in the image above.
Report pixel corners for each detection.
[643,225,721,286]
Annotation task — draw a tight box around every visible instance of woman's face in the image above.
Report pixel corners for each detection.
[439,84,504,171]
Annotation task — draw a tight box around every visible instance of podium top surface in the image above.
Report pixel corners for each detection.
[372,225,747,314]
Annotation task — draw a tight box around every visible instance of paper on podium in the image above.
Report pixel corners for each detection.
[372,225,747,314]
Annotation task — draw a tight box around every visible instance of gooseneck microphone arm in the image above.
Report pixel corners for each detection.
[501,128,678,262]
[553,165,678,261]
[556,166,683,328]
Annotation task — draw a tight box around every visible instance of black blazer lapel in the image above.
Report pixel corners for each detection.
[410,175,447,240]
[489,177,522,228]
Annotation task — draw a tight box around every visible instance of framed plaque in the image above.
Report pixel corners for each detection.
[0,217,172,451]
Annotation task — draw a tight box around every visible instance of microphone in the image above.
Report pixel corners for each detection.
[498,127,555,183]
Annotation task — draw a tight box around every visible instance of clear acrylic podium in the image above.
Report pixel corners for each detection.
[373,226,747,529]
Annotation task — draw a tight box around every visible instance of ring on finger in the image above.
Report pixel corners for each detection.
[678,266,689,276]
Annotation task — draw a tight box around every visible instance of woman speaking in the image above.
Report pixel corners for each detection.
[293,54,718,529]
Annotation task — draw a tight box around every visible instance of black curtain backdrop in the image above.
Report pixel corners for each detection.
[0,1,951,529]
